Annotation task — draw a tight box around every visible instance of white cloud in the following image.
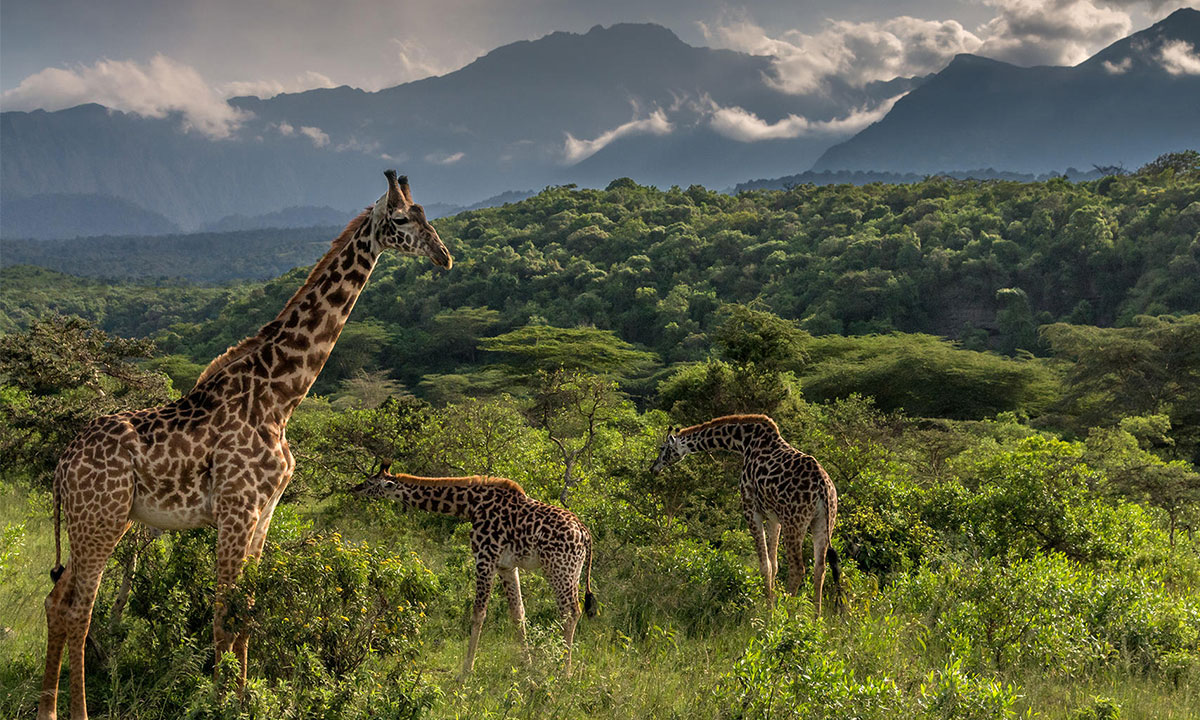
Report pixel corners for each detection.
[1160,39,1200,75]
[1102,57,1133,73]
[299,125,330,147]
[0,54,248,138]
[221,71,337,99]
[425,151,466,165]
[708,94,905,142]
[976,0,1132,66]
[563,110,673,164]
[274,121,295,136]
[700,16,983,93]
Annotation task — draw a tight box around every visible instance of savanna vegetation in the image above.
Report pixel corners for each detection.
[1,154,1198,719]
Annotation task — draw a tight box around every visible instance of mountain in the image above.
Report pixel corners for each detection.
[0,23,914,234]
[201,206,354,233]
[0,193,180,239]
[814,8,1200,174]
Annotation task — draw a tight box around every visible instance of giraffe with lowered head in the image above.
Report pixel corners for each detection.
[39,172,451,720]
[651,414,840,614]
[352,462,597,677]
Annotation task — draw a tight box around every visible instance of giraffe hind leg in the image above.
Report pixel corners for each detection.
[44,515,132,720]
[810,506,830,616]
[547,557,584,677]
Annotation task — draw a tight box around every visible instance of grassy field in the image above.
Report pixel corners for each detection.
[4,478,1197,720]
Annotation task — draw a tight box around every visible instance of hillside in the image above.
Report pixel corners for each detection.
[5,166,1196,401]
[815,8,1200,173]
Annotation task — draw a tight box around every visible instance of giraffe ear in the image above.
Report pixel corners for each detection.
[377,460,392,476]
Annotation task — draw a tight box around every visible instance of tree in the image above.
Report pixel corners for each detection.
[526,369,621,506]
[479,323,659,381]
[0,315,173,485]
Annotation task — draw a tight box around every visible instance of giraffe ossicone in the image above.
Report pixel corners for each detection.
[351,468,597,677]
[38,172,451,720]
[652,414,841,613]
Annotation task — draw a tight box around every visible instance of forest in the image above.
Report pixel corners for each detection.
[1,153,1199,719]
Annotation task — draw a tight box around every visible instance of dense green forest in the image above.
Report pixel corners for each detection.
[2,157,1199,719]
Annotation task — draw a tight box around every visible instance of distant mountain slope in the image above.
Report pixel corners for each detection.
[0,23,914,232]
[0,193,179,239]
[0,226,340,283]
[815,8,1200,173]
[201,206,354,233]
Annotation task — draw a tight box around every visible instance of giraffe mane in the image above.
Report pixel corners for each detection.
[678,414,780,436]
[192,210,372,389]
[387,473,526,495]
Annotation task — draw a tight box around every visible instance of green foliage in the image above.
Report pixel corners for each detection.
[479,323,659,382]
[801,333,1058,419]
[892,553,1200,678]
[0,315,174,485]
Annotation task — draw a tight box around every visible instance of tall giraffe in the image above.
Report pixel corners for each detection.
[39,172,451,720]
[352,463,596,677]
[651,414,840,614]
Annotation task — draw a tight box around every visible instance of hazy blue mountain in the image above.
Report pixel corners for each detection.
[0,226,339,283]
[1,23,915,234]
[814,8,1200,174]
[201,206,354,233]
[0,193,180,239]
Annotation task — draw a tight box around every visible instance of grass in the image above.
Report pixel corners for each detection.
[2,485,1197,719]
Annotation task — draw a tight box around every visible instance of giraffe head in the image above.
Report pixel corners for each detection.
[350,461,396,498]
[650,428,685,474]
[370,170,453,268]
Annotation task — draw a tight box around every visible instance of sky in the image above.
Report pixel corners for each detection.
[2,0,1196,134]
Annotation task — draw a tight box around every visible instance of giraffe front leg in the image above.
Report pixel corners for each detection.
[499,567,528,664]
[765,518,781,591]
[744,508,773,605]
[461,559,496,678]
[231,482,287,691]
[213,507,258,694]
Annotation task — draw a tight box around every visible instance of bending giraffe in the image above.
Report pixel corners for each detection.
[352,463,597,677]
[39,172,451,720]
[651,414,841,614]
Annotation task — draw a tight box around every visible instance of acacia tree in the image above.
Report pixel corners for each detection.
[0,315,173,487]
[527,369,621,507]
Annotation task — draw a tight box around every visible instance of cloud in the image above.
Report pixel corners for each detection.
[299,125,329,147]
[221,71,337,99]
[563,110,673,164]
[976,0,1132,66]
[425,151,466,165]
[700,16,983,93]
[0,54,248,138]
[1102,57,1133,73]
[708,94,905,142]
[1160,39,1200,75]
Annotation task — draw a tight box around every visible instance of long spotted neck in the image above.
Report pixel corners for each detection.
[254,218,381,418]
[381,480,495,521]
[677,421,780,458]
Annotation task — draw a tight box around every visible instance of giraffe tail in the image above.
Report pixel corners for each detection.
[50,472,65,584]
[582,532,597,618]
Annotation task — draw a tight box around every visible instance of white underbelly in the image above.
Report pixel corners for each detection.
[498,547,542,571]
[130,496,214,531]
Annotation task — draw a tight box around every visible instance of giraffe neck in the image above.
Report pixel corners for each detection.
[248,217,382,419]
[678,420,781,458]
[381,480,493,520]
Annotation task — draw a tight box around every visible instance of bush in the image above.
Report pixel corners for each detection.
[77,520,440,719]
[892,553,1200,677]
